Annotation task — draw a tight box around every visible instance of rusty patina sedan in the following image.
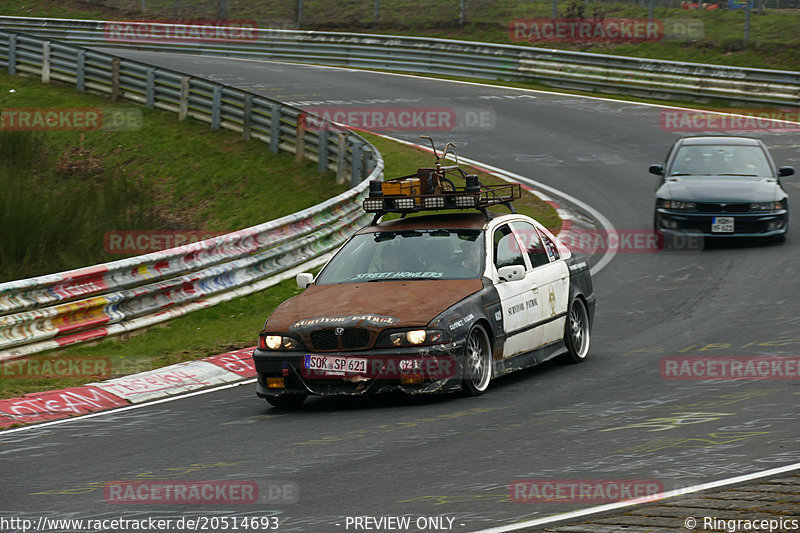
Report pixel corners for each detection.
[252,209,595,408]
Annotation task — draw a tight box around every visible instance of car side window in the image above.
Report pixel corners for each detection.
[538,230,560,262]
[493,225,526,270]
[510,221,549,268]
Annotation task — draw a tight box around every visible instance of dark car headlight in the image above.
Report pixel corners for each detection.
[259,334,304,351]
[377,329,448,347]
[751,201,785,212]
[658,199,696,211]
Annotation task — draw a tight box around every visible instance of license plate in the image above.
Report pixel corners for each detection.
[711,216,734,233]
[304,355,367,375]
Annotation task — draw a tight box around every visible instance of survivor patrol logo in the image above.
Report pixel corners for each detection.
[508,298,538,316]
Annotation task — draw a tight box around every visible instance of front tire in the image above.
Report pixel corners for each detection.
[266,394,307,409]
[563,297,590,363]
[462,324,492,395]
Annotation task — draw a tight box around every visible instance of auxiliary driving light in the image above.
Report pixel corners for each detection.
[363,198,384,212]
[423,196,446,209]
[267,378,285,389]
[401,374,424,385]
[394,198,416,210]
[454,194,477,208]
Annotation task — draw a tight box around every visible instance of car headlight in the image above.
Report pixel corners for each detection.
[751,201,784,211]
[660,199,696,210]
[260,334,302,350]
[406,330,427,345]
[382,329,447,347]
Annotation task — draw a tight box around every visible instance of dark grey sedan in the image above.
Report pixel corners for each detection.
[650,136,793,243]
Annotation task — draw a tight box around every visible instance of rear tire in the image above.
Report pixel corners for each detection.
[266,394,307,409]
[462,324,492,395]
[562,297,590,364]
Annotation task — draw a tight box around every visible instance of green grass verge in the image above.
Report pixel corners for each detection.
[0,131,559,399]
[0,71,347,281]
[1,0,797,69]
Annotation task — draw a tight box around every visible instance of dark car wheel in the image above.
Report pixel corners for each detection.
[562,297,590,364]
[462,324,492,396]
[266,394,307,409]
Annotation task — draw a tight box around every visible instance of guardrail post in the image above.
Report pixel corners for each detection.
[336,133,347,185]
[76,49,86,91]
[318,129,329,174]
[179,76,189,120]
[111,58,121,101]
[270,103,281,154]
[145,67,155,108]
[295,116,306,162]
[211,86,222,130]
[351,139,363,187]
[144,67,156,109]
[41,41,51,83]
[242,94,252,141]
[7,34,16,75]
[363,144,374,178]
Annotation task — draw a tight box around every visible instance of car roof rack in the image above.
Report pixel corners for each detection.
[363,136,522,225]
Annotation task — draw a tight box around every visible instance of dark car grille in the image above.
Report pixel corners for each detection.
[309,328,371,351]
[696,202,750,213]
[675,218,768,234]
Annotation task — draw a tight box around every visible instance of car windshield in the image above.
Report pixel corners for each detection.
[315,229,484,284]
[670,145,772,177]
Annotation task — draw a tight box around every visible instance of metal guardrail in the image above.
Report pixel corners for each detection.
[0,29,384,359]
[0,16,798,106]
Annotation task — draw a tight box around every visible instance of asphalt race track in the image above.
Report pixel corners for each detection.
[2,50,800,532]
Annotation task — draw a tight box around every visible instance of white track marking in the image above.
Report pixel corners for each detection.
[472,461,800,533]
[0,379,256,435]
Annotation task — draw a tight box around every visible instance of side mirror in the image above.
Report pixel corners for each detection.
[649,164,664,175]
[497,265,525,283]
[779,166,794,177]
[296,272,314,289]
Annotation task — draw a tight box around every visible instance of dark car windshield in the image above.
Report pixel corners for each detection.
[315,229,484,284]
[670,145,773,177]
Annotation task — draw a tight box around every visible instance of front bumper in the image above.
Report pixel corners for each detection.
[252,342,466,398]
[655,209,788,238]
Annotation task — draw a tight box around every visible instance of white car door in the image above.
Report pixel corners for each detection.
[491,223,542,357]
[510,221,569,346]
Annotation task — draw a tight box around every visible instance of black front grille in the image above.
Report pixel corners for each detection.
[675,218,767,234]
[341,328,371,349]
[310,330,338,350]
[696,203,750,213]
[309,328,371,351]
